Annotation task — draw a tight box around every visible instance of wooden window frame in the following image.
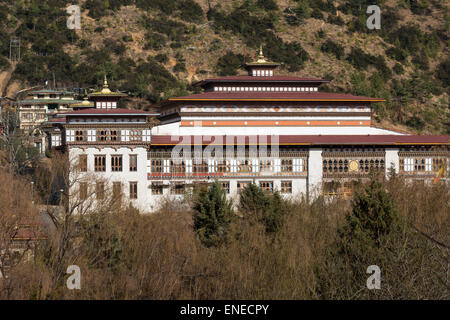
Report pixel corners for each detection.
[220,181,230,194]
[280,181,292,194]
[152,182,163,195]
[111,155,123,172]
[94,155,106,172]
[237,181,252,193]
[129,154,137,172]
[170,182,185,195]
[151,159,163,173]
[129,182,138,199]
[259,181,274,193]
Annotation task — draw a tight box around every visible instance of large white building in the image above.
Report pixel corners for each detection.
[46,52,450,213]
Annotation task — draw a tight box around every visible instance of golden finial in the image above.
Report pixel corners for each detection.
[101,75,112,93]
[256,45,267,63]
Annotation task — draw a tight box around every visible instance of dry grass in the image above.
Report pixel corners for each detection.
[1,167,447,300]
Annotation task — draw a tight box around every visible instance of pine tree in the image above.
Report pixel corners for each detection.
[339,176,401,249]
[193,181,233,247]
[238,183,269,223]
[239,183,289,233]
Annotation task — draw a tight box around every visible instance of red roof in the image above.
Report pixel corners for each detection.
[64,108,158,116]
[48,117,66,123]
[168,91,385,102]
[12,226,47,241]
[151,135,450,145]
[196,75,329,83]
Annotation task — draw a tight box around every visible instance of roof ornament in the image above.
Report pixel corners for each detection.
[101,75,112,94]
[81,89,90,105]
[256,45,268,63]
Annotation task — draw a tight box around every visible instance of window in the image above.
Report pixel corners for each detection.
[404,158,414,172]
[193,161,208,173]
[170,182,184,195]
[151,159,163,173]
[129,155,137,172]
[110,130,119,141]
[96,182,105,200]
[87,130,96,142]
[220,181,230,194]
[238,160,251,173]
[259,181,273,193]
[281,159,293,172]
[170,160,185,173]
[79,182,88,200]
[79,155,87,172]
[75,130,85,142]
[96,130,120,142]
[293,159,305,172]
[237,181,251,193]
[97,130,107,141]
[425,158,432,171]
[152,182,163,195]
[51,135,61,147]
[130,129,142,141]
[111,155,123,172]
[94,155,106,172]
[260,159,272,173]
[113,182,122,200]
[216,160,230,173]
[142,129,151,142]
[281,181,292,194]
[129,182,137,199]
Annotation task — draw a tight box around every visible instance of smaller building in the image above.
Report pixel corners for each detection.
[16,89,83,131]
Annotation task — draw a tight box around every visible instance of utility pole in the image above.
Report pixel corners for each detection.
[9,37,21,62]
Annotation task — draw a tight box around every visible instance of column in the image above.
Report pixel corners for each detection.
[385,148,399,178]
[308,148,323,199]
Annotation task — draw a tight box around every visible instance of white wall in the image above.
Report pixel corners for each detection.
[385,148,400,178]
[152,122,404,136]
[308,148,323,198]
[69,146,150,213]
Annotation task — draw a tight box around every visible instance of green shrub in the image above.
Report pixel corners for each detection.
[193,181,234,247]
[327,14,344,26]
[176,0,204,23]
[257,0,279,11]
[311,8,324,19]
[239,183,289,233]
[393,63,404,75]
[320,39,344,60]
[215,51,245,76]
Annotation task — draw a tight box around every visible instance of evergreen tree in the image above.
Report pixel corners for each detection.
[239,183,289,233]
[193,181,233,247]
[339,175,401,249]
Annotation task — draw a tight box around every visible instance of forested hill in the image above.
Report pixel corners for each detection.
[0,0,448,134]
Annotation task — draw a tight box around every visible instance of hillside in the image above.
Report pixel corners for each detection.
[0,0,448,134]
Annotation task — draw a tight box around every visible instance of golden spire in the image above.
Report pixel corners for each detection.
[101,75,112,93]
[81,90,90,105]
[256,45,268,63]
